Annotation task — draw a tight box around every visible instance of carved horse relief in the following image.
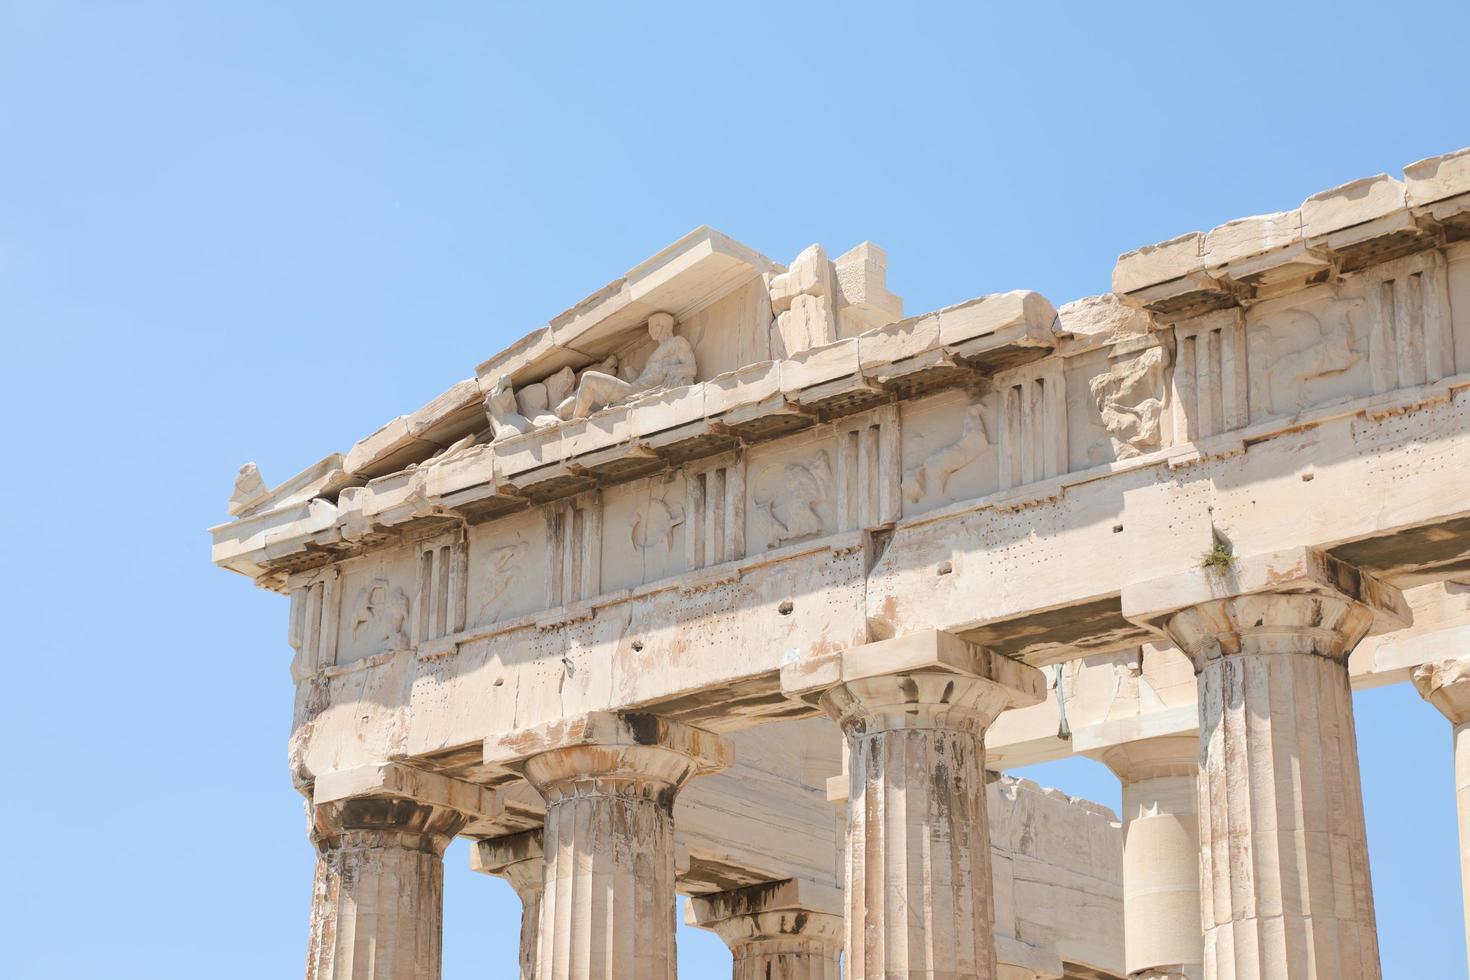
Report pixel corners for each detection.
[631,484,685,552]
[350,578,411,653]
[752,451,832,548]
[1089,345,1170,460]
[1259,297,1366,416]
[476,538,529,626]
[903,400,993,504]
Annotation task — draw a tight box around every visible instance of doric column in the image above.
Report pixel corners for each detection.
[471,831,544,980]
[783,629,1046,980]
[484,712,732,980]
[303,764,500,980]
[686,880,844,979]
[304,798,466,980]
[1124,547,1408,980]
[1412,656,1470,972]
[1100,736,1203,980]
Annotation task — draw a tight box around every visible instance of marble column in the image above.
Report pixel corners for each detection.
[304,797,467,980]
[1125,548,1406,980]
[471,831,545,980]
[788,630,1045,980]
[1412,656,1470,973]
[687,880,844,980]
[486,712,732,980]
[1100,736,1203,980]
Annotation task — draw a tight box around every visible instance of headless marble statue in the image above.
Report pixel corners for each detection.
[564,312,695,419]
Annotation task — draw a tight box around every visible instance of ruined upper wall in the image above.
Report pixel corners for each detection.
[1113,146,1470,319]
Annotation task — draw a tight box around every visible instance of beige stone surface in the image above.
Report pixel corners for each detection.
[1128,560,1390,980]
[1100,737,1201,980]
[1413,655,1470,975]
[211,145,1470,980]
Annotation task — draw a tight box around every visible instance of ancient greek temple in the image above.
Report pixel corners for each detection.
[211,144,1470,980]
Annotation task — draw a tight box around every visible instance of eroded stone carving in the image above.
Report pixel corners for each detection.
[631,484,685,552]
[1089,343,1170,460]
[350,578,411,651]
[477,539,529,625]
[752,451,831,547]
[229,461,268,516]
[565,313,695,419]
[769,244,836,358]
[1260,298,1366,416]
[903,400,991,504]
[484,375,540,443]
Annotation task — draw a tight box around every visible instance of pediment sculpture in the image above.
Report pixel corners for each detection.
[485,312,696,442]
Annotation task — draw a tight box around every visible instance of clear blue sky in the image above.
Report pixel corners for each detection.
[3,3,1466,977]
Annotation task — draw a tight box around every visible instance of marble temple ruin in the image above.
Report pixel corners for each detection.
[212,144,1470,980]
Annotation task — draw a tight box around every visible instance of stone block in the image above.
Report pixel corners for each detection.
[1301,173,1407,238]
[1112,232,1203,294]
[1405,145,1470,207]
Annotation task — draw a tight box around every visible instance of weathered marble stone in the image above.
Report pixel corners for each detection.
[305,799,466,980]
[1125,549,1407,980]
[1101,736,1202,980]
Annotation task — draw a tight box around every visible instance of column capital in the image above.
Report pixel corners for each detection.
[686,880,844,960]
[781,629,1046,735]
[470,829,543,899]
[1098,734,1198,784]
[484,710,733,801]
[308,763,496,854]
[1121,546,1408,669]
[1413,657,1470,725]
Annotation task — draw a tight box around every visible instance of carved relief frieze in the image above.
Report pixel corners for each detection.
[899,388,1002,516]
[750,446,833,550]
[834,405,900,531]
[685,453,745,569]
[1247,282,1372,423]
[349,577,411,654]
[1088,339,1171,460]
[466,509,543,630]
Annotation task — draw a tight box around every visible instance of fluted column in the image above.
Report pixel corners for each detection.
[1125,548,1407,980]
[785,630,1045,980]
[687,880,844,980]
[304,797,467,980]
[1100,736,1203,980]
[1412,656,1470,974]
[485,712,732,980]
[472,831,545,980]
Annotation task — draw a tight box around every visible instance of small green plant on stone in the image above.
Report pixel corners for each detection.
[1201,540,1234,573]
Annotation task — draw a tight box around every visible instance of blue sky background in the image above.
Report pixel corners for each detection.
[2,3,1467,977]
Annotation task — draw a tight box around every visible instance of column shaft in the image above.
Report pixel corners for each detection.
[490,713,731,980]
[847,721,995,977]
[1123,549,1404,980]
[1196,651,1378,979]
[305,799,465,980]
[1412,657,1470,975]
[815,645,1044,980]
[534,771,678,979]
[1102,737,1202,980]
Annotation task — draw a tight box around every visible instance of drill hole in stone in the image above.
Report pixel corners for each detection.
[1113,524,1124,533]
[778,600,794,616]
[937,561,954,575]
[1301,472,1315,482]
[493,677,504,687]
[631,640,644,652]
